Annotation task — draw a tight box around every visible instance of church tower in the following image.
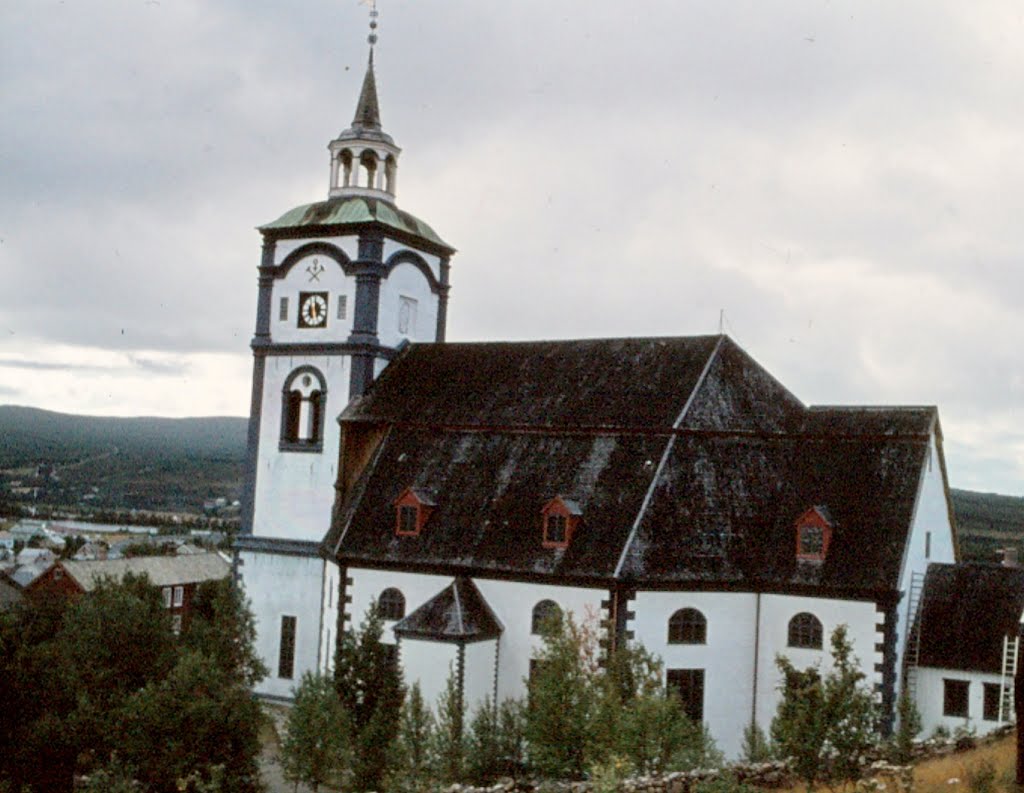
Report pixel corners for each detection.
[236,18,455,700]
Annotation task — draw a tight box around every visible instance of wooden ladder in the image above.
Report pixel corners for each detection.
[902,571,926,703]
[999,634,1019,724]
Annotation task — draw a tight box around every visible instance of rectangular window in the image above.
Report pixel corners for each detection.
[398,505,418,535]
[398,296,418,335]
[172,585,184,607]
[171,614,183,636]
[162,587,172,609]
[337,294,347,320]
[800,526,824,555]
[667,668,705,723]
[279,615,297,679]
[925,531,932,559]
[983,682,1002,721]
[943,678,969,718]
[279,297,289,321]
[546,515,568,544]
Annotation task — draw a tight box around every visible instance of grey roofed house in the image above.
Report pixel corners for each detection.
[60,552,230,592]
[917,562,1024,674]
[326,334,947,599]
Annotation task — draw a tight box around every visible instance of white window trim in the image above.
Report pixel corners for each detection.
[172,585,184,607]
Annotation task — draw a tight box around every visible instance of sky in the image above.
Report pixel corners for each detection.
[1,1,1022,496]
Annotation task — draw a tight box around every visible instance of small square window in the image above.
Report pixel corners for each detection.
[279,297,289,321]
[172,586,184,607]
[337,294,347,320]
[943,679,969,718]
[983,682,1002,721]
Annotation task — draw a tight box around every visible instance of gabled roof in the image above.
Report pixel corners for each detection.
[393,577,502,643]
[328,336,941,596]
[60,553,229,592]
[918,562,1024,673]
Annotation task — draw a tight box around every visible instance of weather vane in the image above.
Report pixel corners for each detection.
[359,0,379,49]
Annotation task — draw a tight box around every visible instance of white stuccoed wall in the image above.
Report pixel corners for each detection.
[270,251,356,345]
[320,561,341,673]
[400,638,460,705]
[464,639,500,707]
[916,666,1011,736]
[377,262,441,347]
[251,353,348,541]
[896,433,957,700]
[241,551,326,700]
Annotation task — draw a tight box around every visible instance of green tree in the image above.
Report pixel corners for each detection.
[889,686,922,764]
[119,649,264,793]
[771,624,877,791]
[334,604,405,791]
[525,611,597,778]
[434,664,467,783]
[740,723,774,763]
[281,671,353,792]
[391,682,437,793]
[182,578,267,687]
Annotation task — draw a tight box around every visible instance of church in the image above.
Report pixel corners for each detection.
[234,31,1012,759]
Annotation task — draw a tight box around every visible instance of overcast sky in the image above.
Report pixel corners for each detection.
[1,1,1022,496]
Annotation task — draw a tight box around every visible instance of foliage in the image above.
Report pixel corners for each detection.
[525,610,598,778]
[965,759,998,793]
[334,604,405,791]
[0,575,264,792]
[466,696,528,784]
[59,534,87,559]
[434,664,468,783]
[390,682,437,793]
[589,755,634,793]
[118,649,263,793]
[281,671,353,792]
[771,624,878,791]
[182,578,267,687]
[692,772,759,793]
[76,754,141,792]
[740,723,774,763]
[889,686,922,764]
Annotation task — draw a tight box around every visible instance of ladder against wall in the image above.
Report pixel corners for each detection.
[999,634,1019,724]
[902,571,926,703]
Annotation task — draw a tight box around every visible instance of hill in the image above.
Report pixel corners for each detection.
[0,405,247,514]
[950,487,1024,563]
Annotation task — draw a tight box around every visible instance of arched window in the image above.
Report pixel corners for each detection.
[788,612,823,649]
[667,608,707,644]
[340,149,353,187]
[360,150,378,188]
[378,588,405,621]
[531,600,562,635]
[280,367,327,452]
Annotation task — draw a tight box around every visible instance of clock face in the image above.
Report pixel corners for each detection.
[298,292,328,329]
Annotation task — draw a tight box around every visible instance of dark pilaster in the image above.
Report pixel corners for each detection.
[348,230,386,397]
[436,256,451,342]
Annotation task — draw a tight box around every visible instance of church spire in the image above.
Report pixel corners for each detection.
[327,3,400,200]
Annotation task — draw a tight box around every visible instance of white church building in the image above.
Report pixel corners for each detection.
[235,36,1013,758]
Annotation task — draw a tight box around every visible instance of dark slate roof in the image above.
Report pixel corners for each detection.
[394,576,502,643]
[342,336,725,430]
[329,336,941,595]
[918,562,1024,673]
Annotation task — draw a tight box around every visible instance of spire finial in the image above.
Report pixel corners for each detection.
[360,0,379,50]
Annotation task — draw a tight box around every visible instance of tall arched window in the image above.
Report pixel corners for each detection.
[667,608,707,644]
[378,588,405,621]
[280,367,327,452]
[787,612,823,649]
[531,600,562,635]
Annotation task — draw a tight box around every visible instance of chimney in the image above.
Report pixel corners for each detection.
[1001,547,1020,568]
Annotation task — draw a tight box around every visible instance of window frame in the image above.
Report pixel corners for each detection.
[278,615,297,680]
[943,678,969,718]
[531,599,562,635]
[666,668,705,723]
[787,612,823,649]
[172,585,184,608]
[983,682,1001,722]
[378,588,406,621]
[162,586,172,609]
[279,366,328,453]
[668,608,707,645]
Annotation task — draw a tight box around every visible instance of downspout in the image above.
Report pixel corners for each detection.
[751,591,762,729]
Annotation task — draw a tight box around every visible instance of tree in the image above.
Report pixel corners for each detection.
[119,649,264,793]
[281,671,353,792]
[889,686,922,764]
[182,578,267,687]
[771,624,877,791]
[525,610,598,778]
[334,604,405,791]
[391,682,437,793]
[434,664,467,783]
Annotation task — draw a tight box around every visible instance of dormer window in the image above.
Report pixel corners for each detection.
[541,496,581,549]
[795,505,834,562]
[394,487,435,537]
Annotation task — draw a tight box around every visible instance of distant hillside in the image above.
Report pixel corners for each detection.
[0,405,247,514]
[950,488,1024,563]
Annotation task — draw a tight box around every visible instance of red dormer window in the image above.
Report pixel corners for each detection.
[542,496,582,549]
[394,487,435,536]
[795,505,834,562]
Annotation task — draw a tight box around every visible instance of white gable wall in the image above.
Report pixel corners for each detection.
[377,262,440,347]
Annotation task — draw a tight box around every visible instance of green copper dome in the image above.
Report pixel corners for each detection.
[261,196,453,253]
